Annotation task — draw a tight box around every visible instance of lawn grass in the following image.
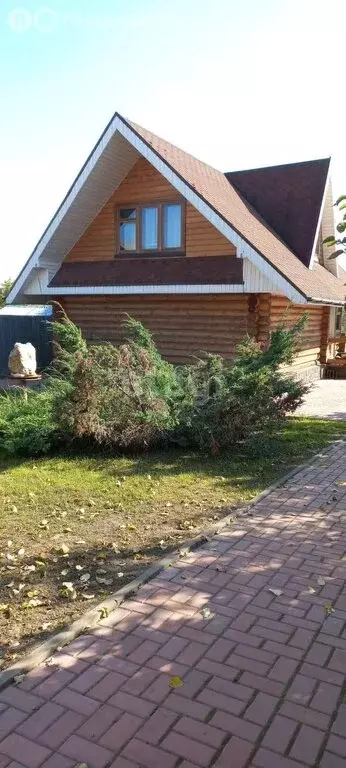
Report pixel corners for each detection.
[0,416,345,667]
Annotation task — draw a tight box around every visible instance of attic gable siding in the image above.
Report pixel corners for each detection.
[65,158,236,263]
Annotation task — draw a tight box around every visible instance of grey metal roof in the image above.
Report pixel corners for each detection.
[0,305,52,317]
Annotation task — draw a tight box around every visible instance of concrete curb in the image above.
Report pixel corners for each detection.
[0,441,342,691]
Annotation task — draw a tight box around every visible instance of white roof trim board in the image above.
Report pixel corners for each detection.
[42,284,251,296]
[6,113,333,306]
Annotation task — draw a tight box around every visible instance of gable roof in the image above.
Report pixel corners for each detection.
[7,112,346,306]
[226,159,330,268]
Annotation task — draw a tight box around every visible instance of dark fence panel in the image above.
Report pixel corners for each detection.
[0,316,52,376]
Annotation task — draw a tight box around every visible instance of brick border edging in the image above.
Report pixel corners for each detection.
[0,440,343,692]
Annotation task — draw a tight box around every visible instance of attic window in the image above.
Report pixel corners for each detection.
[117,203,183,254]
[119,208,137,251]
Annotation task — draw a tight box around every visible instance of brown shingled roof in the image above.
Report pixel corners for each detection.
[50,255,243,288]
[226,159,330,268]
[126,117,345,304]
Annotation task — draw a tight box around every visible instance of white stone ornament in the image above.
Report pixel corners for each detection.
[8,342,37,377]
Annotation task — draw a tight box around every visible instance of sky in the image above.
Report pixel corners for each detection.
[1,0,346,283]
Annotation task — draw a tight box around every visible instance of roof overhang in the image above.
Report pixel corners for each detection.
[7,112,309,306]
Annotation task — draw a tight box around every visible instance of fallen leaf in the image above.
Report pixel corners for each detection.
[99,606,109,619]
[169,676,183,688]
[7,541,12,548]
[96,576,113,586]
[63,527,72,533]
[58,544,69,555]
[81,593,95,600]
[17,548,25,556]
[26,589,40,598]
[317,577,326,586]
[307,586,316,594]
[324,603,335,615]
[22,598,44,608]
[59,582,77,600]
[13,675,25,685]
[29,598,44,607]
[201,605,214,619]
[268,588,283,597]
[75,540,86,545]
[179,548,189,558]
[80,573,91,583]
[127,524,137,531]
[23,564,36,572]
[61,569,69,577]
[117,572,124,578]
[40,622,51,630]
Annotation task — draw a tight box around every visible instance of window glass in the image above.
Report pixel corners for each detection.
[120,208,136,220]
[120,221,136,251]
[163,204,182,248]
[142,207,158,250]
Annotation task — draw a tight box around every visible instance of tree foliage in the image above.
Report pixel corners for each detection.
[323,195,346,260]
[0,310,309,456]
[0,278,13,308]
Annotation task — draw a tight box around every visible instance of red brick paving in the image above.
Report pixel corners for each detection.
[1,442,346,767]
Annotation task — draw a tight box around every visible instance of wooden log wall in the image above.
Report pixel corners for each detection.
[65,158,236,263]
[60,294,252,363]
[268,295,325,371]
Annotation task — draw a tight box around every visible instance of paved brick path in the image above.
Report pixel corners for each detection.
[296,380,346,420]
[1,442,346,768]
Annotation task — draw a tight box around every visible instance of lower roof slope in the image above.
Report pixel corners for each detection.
[50,256,243,287]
